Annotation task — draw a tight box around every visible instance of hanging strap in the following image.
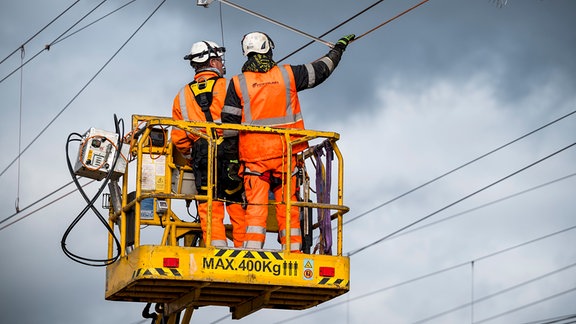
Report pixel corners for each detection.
[313,140,334,255]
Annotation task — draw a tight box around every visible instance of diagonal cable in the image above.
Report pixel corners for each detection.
[278,0,386,62]
[0,180,95,231]
[474,286,576,324]
[273,224,576,324]
[0,0,81,66]
[370,172,576,241]
[412,262,576,323]
[348,140,576,256]
[0,0,166,179]
[345,108,576,226]
[0,0,110,84]
[274,225,576,324]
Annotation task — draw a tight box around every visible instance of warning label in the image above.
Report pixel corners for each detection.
[303,258,314,280]
[201,249,299,277]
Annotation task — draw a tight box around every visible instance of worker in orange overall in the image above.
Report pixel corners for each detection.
[171,40,246,248]
[221,32,354,252]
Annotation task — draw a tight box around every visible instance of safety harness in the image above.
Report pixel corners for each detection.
[189,77,243,198]
[189,77,217,125]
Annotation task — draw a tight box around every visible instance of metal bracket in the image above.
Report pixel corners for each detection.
[196,0,215,7]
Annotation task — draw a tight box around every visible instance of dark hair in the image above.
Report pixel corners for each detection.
[191,59,212,70]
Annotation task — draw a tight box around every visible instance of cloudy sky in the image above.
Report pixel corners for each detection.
[1,0,575,323]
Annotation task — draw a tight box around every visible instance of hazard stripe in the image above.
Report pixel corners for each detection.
[318,278,349,287]
[132,268,182,279]
[214,249,284,260]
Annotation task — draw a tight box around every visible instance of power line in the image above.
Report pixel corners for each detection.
[344,108,576,226]
[0,0,167,179]
[0,0,81,66]
[1,180,76,226]
[273,224,576,324]
[278,0,387,62]
[352,0,430,43]
[0,0,110,84]
[348,140,576,256]
[520,313,576,324]
[217,0,334,48]
[412,262,576,323]
[378,172,576,242]
[474,287,576,324]
[51,0,139,46]
[0,180,95,232]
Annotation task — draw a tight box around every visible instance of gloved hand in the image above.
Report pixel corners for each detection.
[226,159,242,182]
[335,34,355,51]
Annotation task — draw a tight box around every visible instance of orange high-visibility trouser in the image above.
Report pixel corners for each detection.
[198,201,246,247]
[242,157,302,252]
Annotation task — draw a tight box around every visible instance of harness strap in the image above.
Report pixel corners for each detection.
[189,77,219,138]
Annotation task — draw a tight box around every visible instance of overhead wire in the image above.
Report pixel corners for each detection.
[474,287,576,324]
[0,180,95,232]
[0,0,81,66]
[16,46,25,213]
[0,0,111,84]
[352,0,430,43]
[217,0,334,48]
[278,0,387,62]
[344,108,576,226]
[49,0,138,47]
[273,224,576,324]
[0,0,167,179]
[347,140,576,256]
[218,1,226,49]
[374,172,576,242]
[1,180,78,225]
[218,0,430,62]
[412,262,576,323]
[520,313,576,324]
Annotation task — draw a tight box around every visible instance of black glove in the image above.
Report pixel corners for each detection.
[334,34,355,51]
[226,159,242,183]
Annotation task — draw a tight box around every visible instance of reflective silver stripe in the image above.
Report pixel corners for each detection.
[304,63,315,87]
[237,67,299,127]
[179,87,190,121]
[319,56,335,73]
[248,112,302,126]
[244,240,264,249]
[222,105,242,116]
[211,240,228,247]
[243,166,262,176]
[278,65,293,118]
[279,227,302,238]
[213,118,222,123]
[223,129,238,137]
[282,242,302,251]
[237,74,252,123]
[246,225,266,235]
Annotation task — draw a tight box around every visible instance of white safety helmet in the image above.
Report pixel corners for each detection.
[241,32,274,56]
[184,40,225,63]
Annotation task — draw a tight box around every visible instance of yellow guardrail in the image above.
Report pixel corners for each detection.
[107,114,349,258]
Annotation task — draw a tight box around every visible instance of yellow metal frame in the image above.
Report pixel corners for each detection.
[105,115,350,321]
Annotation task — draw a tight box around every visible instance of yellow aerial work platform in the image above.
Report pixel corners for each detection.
[105,115,350,322]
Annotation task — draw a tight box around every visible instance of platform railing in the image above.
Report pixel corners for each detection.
[107,115,349,258]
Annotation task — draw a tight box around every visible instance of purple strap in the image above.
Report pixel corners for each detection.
[314,141,334,255]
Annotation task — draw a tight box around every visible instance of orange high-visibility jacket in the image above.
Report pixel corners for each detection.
[230,65,308,162]
[171,70,227,158]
